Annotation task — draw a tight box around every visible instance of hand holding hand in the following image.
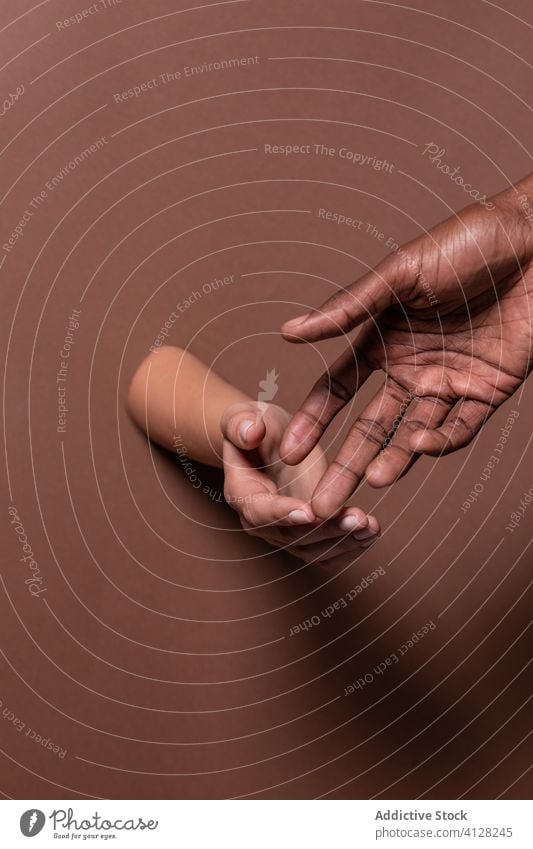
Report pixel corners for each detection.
[220,402,380,563]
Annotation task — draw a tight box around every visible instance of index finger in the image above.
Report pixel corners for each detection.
[280,342,374,465]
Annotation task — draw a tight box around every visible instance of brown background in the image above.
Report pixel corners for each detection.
[0,0,532,799]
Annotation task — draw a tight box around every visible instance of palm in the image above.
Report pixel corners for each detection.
[367,201,533,406]
[365,278,533,408]
[280,185,533,517]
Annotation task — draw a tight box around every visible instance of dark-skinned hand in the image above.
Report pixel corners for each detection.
[280,175,533,519]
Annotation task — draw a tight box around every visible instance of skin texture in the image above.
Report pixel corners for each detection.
[127,344,249,467]
[221,401,380,563]
[127,347,380,564]
[280,174,533,519]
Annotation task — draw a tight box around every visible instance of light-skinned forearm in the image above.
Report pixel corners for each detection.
[127,346,250,467]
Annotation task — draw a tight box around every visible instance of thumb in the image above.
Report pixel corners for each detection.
[220,402,267,450]
[281,253,412,342]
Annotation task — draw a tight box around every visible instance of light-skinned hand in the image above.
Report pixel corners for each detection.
[221,401,380,563]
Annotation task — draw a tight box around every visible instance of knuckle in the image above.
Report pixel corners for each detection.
[397,250,422,292]
[298,406,326,436]
[384,442,412,459]
[423,396,449,412]
[323,371,353,404]
[314,371,334,397]
[330,459,361,485]
[337,301,357,330]
[385,381,411,405]
[351,416,389,447]
[450,416,475,438]
[401,416,428,433]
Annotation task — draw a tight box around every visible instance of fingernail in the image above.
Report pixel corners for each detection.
[339,515,364,532]
[238,420,255,443]
[284,313,309,328]
[361,538,378,548]
[288,509,311,524]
